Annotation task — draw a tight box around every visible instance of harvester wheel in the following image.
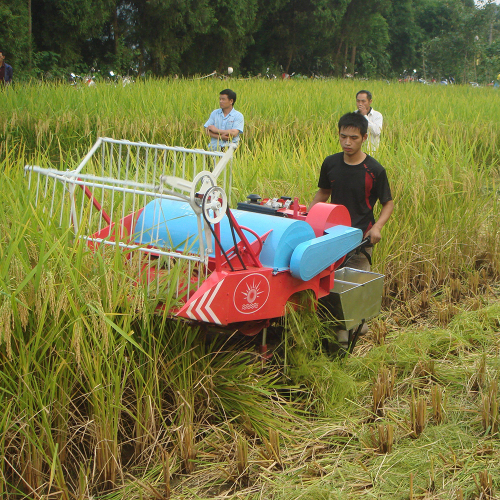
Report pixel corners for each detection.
[190,171,216,213]
[202,186,227,223]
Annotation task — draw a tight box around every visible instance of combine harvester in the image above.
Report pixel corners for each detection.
[25,138,383,356]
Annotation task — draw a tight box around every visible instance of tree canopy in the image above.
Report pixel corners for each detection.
[1,0,499,82]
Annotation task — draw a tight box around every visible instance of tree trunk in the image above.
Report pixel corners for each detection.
[343,43,348,77]
[350,45,356,75]
[422,44,426,81]
[489,6,496,45]
[336,39,344,58]
[463,52,467,84]
[285,49,293,74]
[139,46,145,76]
[28,0,32,71]
[286,26,297,74]
[334,39,344,75]
[113,6,119,57]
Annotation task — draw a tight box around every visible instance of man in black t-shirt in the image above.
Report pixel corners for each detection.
[309,112,394,347]
[309,112,394,271]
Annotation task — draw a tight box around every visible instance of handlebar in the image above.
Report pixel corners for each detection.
[360,236,373,248]
[340,236,373,269]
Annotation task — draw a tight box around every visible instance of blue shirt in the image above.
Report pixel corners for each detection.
[0,63,13,84]
[204,108,244,151]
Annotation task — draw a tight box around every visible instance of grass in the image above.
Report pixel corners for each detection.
[0,79,499,498]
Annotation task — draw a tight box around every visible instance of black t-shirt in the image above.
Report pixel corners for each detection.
[318,153,392,234]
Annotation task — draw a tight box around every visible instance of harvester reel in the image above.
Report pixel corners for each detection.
[202,186,227,224]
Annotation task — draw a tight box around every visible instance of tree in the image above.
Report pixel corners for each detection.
[385,0,423,76]
[184,0,288,75]
[415,0,480,81]
[117,0,214,75]
[474,1,500,82]
[0,0,31,75]
[2,0,498,80]
[31,0,114,68]
[241,0,351,76]
[331,0,391,76]
[355,12,391,77]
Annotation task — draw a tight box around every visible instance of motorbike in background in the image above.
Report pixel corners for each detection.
[109,70,135,86]
[70,71,96,87]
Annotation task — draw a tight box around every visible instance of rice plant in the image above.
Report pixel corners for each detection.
[1,79,500,498]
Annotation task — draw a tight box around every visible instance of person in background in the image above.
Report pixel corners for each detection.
[354,90,382,153]
[0,50,13,85]
[204,89,244,151]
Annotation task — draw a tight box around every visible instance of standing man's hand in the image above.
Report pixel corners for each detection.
[357,102,370,115]
[365,226,382,244]
[364,200,394,245]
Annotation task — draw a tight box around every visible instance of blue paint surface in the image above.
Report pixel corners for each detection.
[289,225,362,281]
[133,198,316,272]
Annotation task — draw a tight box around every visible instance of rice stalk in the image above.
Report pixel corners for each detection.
[481,379,499,435]
[469,271,480,295]
[162,450,171,499]
[177,424,197,474]
[428,456,435,492]
[80,326,130,490]
[76,462,91,500]
[474,352,488,391]
[236,433,249,485]
[370,318,388,345]
[262,427,282,468]
[410,390,427,438]
[414,359,436,380]
[474,470,494,499]
[372,365,395,418]
[369,423,394,454]
[431,384,445,425]
[1,80,500,499]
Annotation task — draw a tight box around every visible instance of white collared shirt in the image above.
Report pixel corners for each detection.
[355,108,383,153]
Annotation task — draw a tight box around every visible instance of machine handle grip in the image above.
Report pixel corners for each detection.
[340,236,372,269]
[360,236,373,248]
[359,237,372,266]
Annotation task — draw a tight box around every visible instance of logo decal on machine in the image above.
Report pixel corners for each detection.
[233,273,270,314]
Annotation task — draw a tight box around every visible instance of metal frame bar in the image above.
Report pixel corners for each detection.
[24,137,233,302]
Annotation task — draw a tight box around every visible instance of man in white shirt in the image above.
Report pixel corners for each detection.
[355,90,383,153]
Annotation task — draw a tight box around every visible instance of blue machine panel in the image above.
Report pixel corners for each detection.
[289,225,362,281]
[133,198,316,272]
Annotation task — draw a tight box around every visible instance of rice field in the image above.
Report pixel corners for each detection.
[0,79,499,499]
